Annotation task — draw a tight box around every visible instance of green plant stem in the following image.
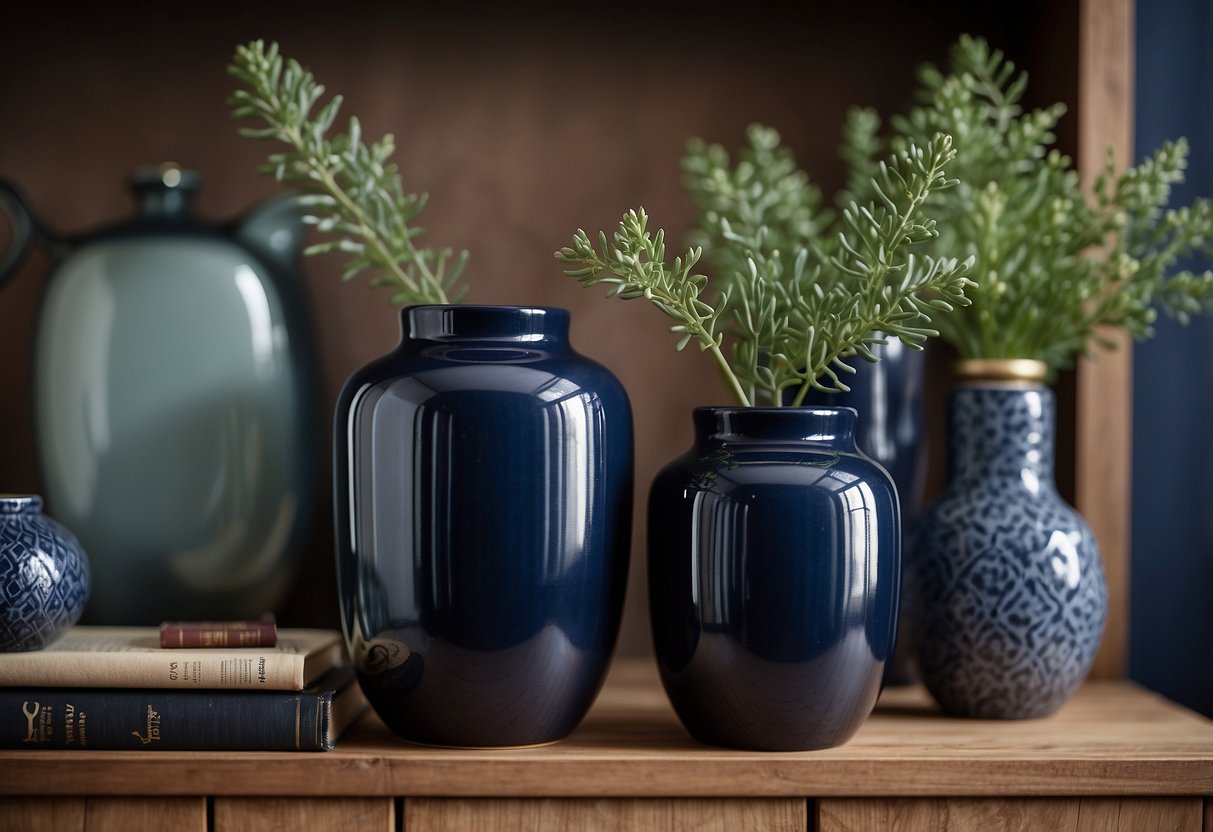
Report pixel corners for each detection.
[710,342,751,406]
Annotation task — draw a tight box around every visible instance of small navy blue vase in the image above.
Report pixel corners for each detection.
[908,371,1107,718]
[649,407,900,751]
[334,306,633,747]
[0,495,91,651]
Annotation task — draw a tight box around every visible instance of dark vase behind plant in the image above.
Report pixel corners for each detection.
[907,361,1107,718]
[802,337,927,684]
[648,406,899,751]
[801,338,928,517]
[334,305,633,747]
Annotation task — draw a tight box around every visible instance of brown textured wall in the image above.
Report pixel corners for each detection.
[0,2,1071,653]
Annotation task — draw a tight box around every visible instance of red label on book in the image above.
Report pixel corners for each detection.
[159,622,278,649]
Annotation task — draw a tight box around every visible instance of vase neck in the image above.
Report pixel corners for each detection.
[694,407,860,451]
[0,495,42,516]
[403,306,570,344]
[129,165,199,218]
[947,385,1056,488]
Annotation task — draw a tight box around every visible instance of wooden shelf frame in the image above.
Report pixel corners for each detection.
[2,659,1210,800]
[1076,0,1134,680]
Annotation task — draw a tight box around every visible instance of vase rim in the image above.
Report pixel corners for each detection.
[694,405,857,416]
[403,304,570,313]
[954,358,1049,384]
[0,494,42,514]
[693,406,858,444]
[404,305,570,342]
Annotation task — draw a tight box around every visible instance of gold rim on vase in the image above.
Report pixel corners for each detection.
[953,358,1049,383]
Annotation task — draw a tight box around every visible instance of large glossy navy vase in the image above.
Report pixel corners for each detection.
[908,376,1107,718]
[649,407,899,751]
[334,306,633,747]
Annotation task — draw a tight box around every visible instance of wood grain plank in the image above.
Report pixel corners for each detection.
[1203,797,1211,832]
[0,662,1210,799]
[0,798,84,832]
[1076,0,1134,681]
[820,798,1078,831]
[821,798,1203,832]
[1102,799,1203,831]
[84,797,206,832]
[213,797,393,832]
[403,798,806,832]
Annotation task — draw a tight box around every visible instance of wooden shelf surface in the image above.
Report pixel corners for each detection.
[2,659,1211,799]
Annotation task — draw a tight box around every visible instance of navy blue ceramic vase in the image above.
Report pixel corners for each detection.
[0,495,90,651]
[334,305,633,747]
[908,364,1107,718]
[649,407,900,751]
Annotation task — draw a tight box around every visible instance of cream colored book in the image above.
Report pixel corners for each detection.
[0,627,343,690]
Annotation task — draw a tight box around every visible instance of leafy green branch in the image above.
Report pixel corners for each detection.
[228,40,466,305]
[556,135,974,407]
[880,34,1213,368]
[555,210,747,404]
[682,124,834,283]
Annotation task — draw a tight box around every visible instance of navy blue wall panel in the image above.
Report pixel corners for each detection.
[1130,0,1213,716]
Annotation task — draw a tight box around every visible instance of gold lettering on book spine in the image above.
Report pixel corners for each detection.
[18,702,53,744]
[64,703,76,745]
[21,701,40,743]
[131,705,161,745]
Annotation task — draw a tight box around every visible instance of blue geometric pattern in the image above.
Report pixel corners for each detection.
[907,386,1108,718]
[0,495,90,651]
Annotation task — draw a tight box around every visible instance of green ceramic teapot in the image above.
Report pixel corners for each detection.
[0,166,317,624]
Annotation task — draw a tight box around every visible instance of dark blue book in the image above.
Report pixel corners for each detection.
[1,667,366,751]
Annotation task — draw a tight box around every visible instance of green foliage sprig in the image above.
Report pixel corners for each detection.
[844,35,1213,369]
[228,40,467,305]
[556,133,974,407]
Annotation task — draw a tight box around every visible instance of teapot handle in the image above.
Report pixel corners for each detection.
[0,179,37,290]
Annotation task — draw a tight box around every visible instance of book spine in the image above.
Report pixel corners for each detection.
[0,688,333,751]
[0,652,306,690]
[159,622,278,648]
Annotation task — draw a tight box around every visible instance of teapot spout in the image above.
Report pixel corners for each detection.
[231,194,305,274]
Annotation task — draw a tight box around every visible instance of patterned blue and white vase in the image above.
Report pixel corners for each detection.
[907,360,1107,718]
[0,495,90,651]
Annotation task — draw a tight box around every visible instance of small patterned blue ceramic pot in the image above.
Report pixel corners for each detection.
[908,367,1107,718]
[0,495,91,651]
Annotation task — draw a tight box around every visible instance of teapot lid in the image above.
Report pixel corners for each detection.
[129,163,200,217]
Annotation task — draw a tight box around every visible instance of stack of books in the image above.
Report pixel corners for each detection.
[0,626,367,751]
